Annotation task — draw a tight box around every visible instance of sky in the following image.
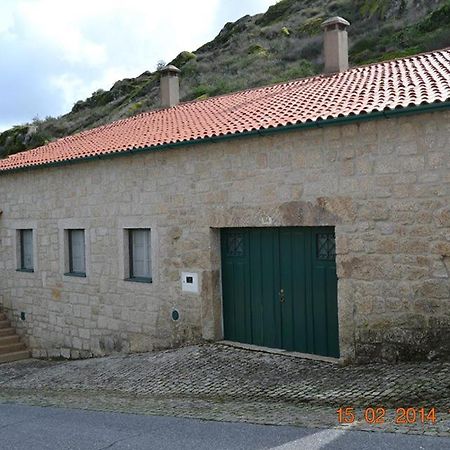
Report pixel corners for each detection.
[0,0,275,132]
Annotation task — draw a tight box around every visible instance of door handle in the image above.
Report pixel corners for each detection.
[279,288,285,304]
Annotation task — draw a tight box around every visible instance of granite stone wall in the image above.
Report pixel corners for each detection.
[0,110,449,363]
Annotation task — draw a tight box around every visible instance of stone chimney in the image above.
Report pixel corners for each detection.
[159,65,181,108]
[321,16,350,74]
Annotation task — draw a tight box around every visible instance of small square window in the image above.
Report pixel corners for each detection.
[18,229,34,271]
[67,229,86,276]
[128,229,151,282]
[226,233,244,257]
[316,232,336,261]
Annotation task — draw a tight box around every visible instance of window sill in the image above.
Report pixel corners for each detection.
[64,272,86,278]
[125,277,152,284]
[16,268,34,273]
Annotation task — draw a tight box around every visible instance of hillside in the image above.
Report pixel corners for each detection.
[1,0,449,159]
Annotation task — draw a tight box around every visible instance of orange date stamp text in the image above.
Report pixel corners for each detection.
[336,406,437,425]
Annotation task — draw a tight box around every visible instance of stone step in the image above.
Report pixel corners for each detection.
[0,350,30,364]
[0,313,6,321]
[0,320,11,329]
[0,342,26,355]
[0,335,20,345]
[0,328,15,337]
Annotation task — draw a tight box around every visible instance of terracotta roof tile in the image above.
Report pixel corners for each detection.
[1,49,449,171]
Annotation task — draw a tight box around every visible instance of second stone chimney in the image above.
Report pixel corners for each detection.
[159,65,181,108]
[321,16,350,74]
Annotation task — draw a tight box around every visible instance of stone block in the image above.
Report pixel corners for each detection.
[434,207,450,227]
[60,348,71,359]
[414,280,449,299]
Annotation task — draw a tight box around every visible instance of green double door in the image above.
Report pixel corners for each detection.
[221,227,339,358]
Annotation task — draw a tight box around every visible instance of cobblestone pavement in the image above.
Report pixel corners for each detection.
[0,343,449,436]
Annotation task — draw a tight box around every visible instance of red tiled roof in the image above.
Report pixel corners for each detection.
[1,49,449,172]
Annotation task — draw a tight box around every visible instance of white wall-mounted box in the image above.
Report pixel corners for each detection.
[181,271,199,293]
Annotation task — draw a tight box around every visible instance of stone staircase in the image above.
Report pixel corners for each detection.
[0,310,30,363]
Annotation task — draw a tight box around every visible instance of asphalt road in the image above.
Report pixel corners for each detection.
[0,404,449,450]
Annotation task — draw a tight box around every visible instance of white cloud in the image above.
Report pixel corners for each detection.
[13,0,222,68]
[0,8,14,36]
[16,1,108,65]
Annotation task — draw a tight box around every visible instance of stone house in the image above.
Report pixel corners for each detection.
[0,18,449,363]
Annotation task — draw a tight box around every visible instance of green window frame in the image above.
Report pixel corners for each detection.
[66,229,86,277]
[18,229,34,272]
[127,229,152,283]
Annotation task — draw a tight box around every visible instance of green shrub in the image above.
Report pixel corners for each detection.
[170,51,196,68]
[0,124,52,158]
[303,7,321,18]
[255,0,297,26]
[298,16,324,36]
[71,100,85,113]
[247,44,269,55]
[128,102,143,114]
[191,84,211,98]
[272,60,315,83]
[421,26,450,51]
[195,93,209,101]
[180,59,199,77]
[354,47,423,65]
[416,3,450,33]
[350,35,379,55]
[189,77,241,100]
